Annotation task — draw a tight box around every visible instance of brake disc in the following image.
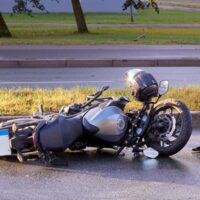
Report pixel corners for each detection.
[149,113,176,142]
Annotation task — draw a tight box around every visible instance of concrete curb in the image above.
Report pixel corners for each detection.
[191,111,200,128]
[0,112,199,128]
[0,58,200,68]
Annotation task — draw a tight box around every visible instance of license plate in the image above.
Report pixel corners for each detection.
[0,129,11,156]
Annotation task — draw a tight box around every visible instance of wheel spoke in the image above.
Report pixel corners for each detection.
[160,140,165,147]
[172,134,179,139]
[175,113,182,125]
[174,129,181,135]
[165,139,171,145]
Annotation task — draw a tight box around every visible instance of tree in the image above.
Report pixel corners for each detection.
[13,0,88,33]
[0,0,159,37]
[0,13,11,37]
[0,0,46,37]
[71,0,88,33]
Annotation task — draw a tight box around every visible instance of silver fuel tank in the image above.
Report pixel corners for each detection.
[83,106,128,143]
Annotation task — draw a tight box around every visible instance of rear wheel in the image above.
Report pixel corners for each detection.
[146,99,192,156]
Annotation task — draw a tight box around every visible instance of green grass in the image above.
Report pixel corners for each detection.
[0,87,199,115]
[1,10,199,45]
[0,26,199,45]
[2,9,200,24]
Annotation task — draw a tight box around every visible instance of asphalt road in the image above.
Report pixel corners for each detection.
[159,4,200,12]
[0,129,200,200]
[0,45,200,60]
[0,67,199,88]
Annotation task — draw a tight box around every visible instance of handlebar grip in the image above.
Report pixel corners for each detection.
[101,86,110,92]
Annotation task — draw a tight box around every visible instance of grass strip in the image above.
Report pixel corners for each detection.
[0,87,199,115]
[0,26,199,45]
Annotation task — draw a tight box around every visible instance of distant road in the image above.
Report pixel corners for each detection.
[0,45,200,60]
[159,4,200,12]
[0,66,199,88]
[7,23,200,29]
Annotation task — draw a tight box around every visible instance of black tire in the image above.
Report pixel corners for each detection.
[146,98,192,156]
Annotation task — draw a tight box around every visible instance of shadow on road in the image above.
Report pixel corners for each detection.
[1,147,199,186]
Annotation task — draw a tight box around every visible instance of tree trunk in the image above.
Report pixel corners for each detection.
[0,13,11,37]
[71,0,88,33]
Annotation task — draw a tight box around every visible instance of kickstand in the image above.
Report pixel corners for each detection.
[132,146,143,158]
[114,146,125,157]
[41,151,68,167]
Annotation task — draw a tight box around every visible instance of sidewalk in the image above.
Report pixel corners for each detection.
[7,23,200,29]
[0,45,200,67]
[159,4,200,12]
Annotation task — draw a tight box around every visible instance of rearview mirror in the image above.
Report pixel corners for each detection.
[158,80,169,96]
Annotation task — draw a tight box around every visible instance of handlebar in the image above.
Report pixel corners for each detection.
[87,95,113,100]
[81,86,110,109]
[101,85,110,92]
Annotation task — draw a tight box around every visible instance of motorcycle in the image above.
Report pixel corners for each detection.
[0,69,192,164]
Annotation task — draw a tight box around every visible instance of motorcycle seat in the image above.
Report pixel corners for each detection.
[34,114,83,151]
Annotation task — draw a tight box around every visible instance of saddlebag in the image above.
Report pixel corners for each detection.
[34,115,83,151]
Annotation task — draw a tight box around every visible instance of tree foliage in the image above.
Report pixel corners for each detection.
[123,0,159,13]
[12,0,46,15]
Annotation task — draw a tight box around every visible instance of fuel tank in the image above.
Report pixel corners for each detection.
[83,106,128,143]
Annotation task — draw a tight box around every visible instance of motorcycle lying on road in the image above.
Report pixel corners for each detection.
[0,69,192,164]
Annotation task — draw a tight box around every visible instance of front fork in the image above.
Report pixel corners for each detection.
[115,103,152,157]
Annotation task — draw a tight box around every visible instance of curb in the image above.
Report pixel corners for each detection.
[0,112,199,128]
[0,58,200,68]
[191,111,200,128]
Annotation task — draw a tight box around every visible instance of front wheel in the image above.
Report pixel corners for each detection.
[146,99,192,156]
